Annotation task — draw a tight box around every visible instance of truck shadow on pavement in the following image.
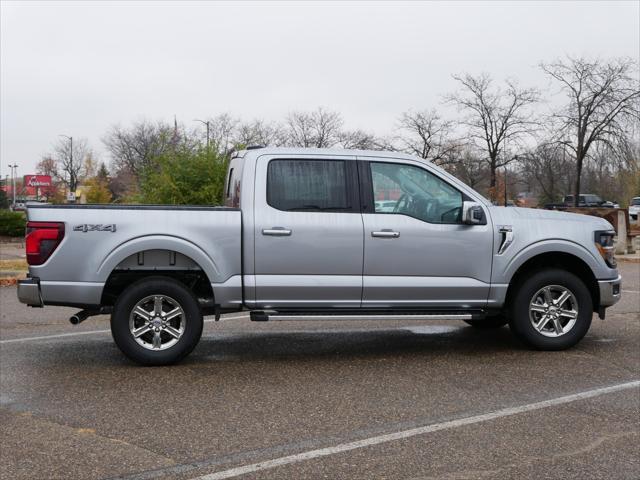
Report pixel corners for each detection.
[189,325,521,362]
[25,323,525,368]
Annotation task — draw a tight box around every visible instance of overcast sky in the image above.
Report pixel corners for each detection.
[1,0,638,177]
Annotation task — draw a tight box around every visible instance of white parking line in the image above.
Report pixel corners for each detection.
[0,314,251,344]
[193,380,640,480]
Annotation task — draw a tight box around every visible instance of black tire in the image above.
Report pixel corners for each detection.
[464,314,509,329]
[508,269,592,350]
[111,276,203,366]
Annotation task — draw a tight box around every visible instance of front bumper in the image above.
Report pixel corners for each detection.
[17,277,43,307]
[598,275,622,308]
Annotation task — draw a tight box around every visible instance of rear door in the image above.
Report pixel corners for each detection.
[253,154,364,308]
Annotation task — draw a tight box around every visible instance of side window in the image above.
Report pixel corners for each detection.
[226,168,234,199]
[370,162,463,224]
[224,162,242,208]
[267,159,351,211]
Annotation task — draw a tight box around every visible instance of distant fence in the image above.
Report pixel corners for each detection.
[561,208,638,254]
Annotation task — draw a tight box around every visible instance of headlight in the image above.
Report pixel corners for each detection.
[594,230,616,268]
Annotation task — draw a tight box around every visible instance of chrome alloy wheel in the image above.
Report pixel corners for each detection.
[128,295,185,351]
[528,285,578,338]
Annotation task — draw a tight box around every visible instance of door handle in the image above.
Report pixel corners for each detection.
[371,230,400,238]
[262,227,292,236]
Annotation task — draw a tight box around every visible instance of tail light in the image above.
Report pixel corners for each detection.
[26,222,65,265]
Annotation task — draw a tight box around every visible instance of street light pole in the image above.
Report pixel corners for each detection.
[194,119,210,150]
[9,164,18,207]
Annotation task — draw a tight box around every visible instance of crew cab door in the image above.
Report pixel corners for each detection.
[253,155,363,308]
[359,158,493,308]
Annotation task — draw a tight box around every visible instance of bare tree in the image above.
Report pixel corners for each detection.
[518,143,575,205]
[205,113,239,156]
[446,149,488,191]
[285,108,343,147]
[103,120,173,176]
[541,57,640,206]
[448,73,539,198]
[36,155,59,180]
[337,129,384,150]
[235,119,286,148]
[397,110,460,165]
[53,137,91,192]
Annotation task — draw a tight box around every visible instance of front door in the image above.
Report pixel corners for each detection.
[253,155,363,309]
[361,159,493,308]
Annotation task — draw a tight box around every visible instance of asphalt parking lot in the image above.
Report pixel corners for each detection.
[1,262,638,480]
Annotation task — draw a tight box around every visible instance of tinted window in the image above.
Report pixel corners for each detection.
[226,168,234,199]
[267,159,350,211]
[631,198,640,206]
[224,161,242,208]
[370,162,462,223]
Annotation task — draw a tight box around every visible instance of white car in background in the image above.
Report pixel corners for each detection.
[374,200,397,212]
[629,197,640,222]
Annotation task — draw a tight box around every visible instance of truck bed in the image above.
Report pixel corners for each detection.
[26,204,242,308]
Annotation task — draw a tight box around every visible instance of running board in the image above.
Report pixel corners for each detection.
[250,310,483,322]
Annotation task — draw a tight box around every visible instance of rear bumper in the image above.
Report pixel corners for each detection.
[598,275,621,308]
[17,277,43,307]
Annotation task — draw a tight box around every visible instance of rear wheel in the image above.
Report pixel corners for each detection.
[111,276,203,365]
[508,269,592,350]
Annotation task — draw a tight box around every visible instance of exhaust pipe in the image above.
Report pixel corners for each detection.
[69,307,112,325]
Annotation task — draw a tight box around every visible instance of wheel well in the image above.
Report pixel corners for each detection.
[505,252,599,310]
[100,250,215,309]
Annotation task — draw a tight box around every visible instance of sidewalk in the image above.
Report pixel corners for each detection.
[617,252,640,263]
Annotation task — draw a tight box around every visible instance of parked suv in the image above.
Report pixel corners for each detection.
[629,197,640,221]
[18,148,621,365]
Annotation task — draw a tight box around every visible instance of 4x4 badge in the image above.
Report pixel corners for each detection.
[73,224,117,233]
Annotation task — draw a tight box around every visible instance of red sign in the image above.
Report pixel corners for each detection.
[23,175,52,188]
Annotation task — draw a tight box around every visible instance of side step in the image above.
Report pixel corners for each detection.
[249,310,484,322]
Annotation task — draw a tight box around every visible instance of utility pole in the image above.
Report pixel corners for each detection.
[504,166,508,207]
[194,119,210,150]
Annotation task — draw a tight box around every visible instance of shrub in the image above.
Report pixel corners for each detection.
[138,146,228,205]
[0,210,26,237]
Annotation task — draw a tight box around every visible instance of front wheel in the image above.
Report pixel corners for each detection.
[509,269,592,350]
[111,276,203,365]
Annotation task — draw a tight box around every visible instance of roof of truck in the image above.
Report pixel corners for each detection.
[233,147,418,161]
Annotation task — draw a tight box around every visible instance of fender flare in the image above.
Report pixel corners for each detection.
[501,239,602,283]
[96,235,221,284]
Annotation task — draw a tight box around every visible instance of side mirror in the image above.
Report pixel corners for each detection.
[462,201,484,225]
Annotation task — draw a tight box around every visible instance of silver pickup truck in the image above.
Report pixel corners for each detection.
[18,147,622,365]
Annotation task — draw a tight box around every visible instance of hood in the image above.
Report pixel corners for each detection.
[488,206,614,231]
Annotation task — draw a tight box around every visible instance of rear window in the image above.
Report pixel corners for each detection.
[224,159,243,208]
[267,159,351,212]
